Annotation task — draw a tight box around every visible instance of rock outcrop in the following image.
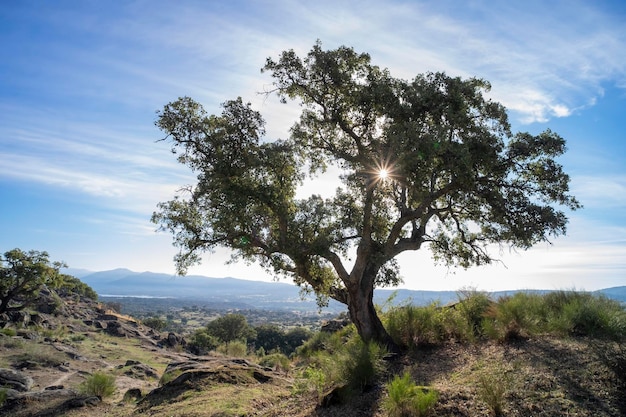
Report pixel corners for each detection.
[0,368,34,391]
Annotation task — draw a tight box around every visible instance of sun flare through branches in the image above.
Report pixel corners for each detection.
[367,158,396,186]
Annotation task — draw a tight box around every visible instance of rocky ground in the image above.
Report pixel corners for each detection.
[1,290,625,416]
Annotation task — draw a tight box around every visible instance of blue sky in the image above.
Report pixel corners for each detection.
[1,0,625,291]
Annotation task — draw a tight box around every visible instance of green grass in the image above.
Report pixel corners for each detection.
[10,342,66,368]
[293,330,387,404]
[382,372,438,417]
[80,371,116,398]
[475,369,511,416]
[258,352,291,371]
[216,340,248,357]
[383,290,626,347]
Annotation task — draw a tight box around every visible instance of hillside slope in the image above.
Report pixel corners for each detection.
[1,289,625,416]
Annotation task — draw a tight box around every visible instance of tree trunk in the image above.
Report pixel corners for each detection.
[346,280,398,352]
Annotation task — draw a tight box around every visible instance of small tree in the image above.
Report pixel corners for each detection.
[143,317,167,331]
[255,324,286,353]
[153,42,580,347]
[206,313,256,343]
[0,249,66,315]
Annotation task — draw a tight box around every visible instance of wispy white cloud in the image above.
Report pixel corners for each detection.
[298,0,626,124]
[1,1,625,287]
[571,176,626,209]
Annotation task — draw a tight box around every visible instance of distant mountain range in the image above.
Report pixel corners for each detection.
[68,268,626,313]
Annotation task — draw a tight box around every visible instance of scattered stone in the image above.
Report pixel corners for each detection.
[161,332,187,348]
[45,384,65,390]
[123,388,143,402]
[16,329,40,340]
[320,317,351,333]
[97,313,119,321]
[7,311,30,327]
[0,368,34,391]
[125,363,159,379]
[62,395,101,408]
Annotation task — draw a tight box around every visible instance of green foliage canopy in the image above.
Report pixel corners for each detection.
[153,42,580,344]
[0,248,66,314]
[205,313,255,344]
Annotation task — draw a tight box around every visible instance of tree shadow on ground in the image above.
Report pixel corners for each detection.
[517,337,624,417]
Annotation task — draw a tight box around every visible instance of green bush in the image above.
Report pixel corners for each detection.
[543,291,626,339]
[283,327,313,354]
[56,274,98,300]
[483,292,542,341]
[384,302,468,348]
[385,290,626,346]
[293,327,386,404]
[254,324,286,353]
[0,328,16,337]
[296,325,355,359]
[382,372,438,417]
[482,291,626,341]
[217,340,248,357]
[384,303,441,348]
[476,370,511,416]
[294,365,328,402]
[340,339,387,395]
[68,333,87,342]
[143,317,167,331]
[258,352,290,371]
[456,288,493,339]
[188,328,219,355]
[80,371,116,398]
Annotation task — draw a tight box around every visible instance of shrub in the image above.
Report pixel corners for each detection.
[340,339,386,394]
[143,317,167,332]
[259,352,290,371]
[476,370,510,417]
[188,328,219,355]
[69,333,87,342]
[384,303,462,348]
[481,290,626,342]
[80,372,116,398]
[382,372,438,417]
[384,304,439,348]
[456,288,493,339]
[294,365,328,402]
[294,329,386,404]
[254,324,286,353]
[217,340,248,357]
[544,291,626,339]
[56,274,98,300]
[296,325,354,359]
[283,327,313,355]
[0,328,16,337]
[483,292,542,341]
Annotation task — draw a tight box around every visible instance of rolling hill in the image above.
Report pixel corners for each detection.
[70,268,626,313]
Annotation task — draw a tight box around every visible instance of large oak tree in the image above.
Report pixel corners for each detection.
[153,43,580,347]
